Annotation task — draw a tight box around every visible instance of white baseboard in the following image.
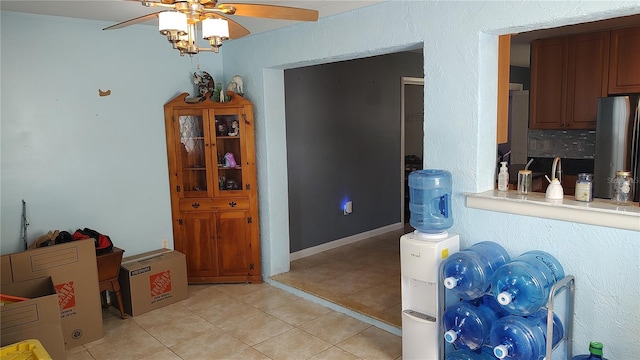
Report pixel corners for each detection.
[289,222,404,261]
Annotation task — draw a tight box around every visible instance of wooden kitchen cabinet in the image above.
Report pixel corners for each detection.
[530,31,609,130]
[164,92,261,284]
[608,26,640,94]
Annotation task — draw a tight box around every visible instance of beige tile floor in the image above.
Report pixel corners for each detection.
[66,283,402,360]
[271,224,410,329]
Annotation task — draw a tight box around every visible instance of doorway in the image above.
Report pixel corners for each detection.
[401,77,425,223]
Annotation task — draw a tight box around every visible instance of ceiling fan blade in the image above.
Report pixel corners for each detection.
[216,3,318,21]
[209,13,251,39]
[103,12,160,30]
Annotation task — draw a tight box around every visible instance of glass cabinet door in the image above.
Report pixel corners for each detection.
[212,109,246,196]
[175,110,211,198]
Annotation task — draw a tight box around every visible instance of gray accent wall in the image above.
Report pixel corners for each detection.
[285,52,423,253]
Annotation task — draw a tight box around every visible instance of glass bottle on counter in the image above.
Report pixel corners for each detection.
[611,171,633,205]
[574,173,593,202]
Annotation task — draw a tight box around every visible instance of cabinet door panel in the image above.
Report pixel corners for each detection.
[609,26,640,94]
[216,211,252,277]
[211,109,248,197]
[171,109,216,198]
[530,38,567,129]
[180,212,218,278]
[566,31,609,129]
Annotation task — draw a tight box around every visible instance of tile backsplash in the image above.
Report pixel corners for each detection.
[528,129,596,159]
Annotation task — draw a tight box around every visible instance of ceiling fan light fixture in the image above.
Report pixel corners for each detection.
[202,18,229,40]
[105,0,320,57]
[158,11,187,42]
[201,18,229,54]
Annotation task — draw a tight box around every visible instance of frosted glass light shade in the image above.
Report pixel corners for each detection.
[158,11,187,33]
[202,18,229,39]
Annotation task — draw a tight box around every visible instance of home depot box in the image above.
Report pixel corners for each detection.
[1,254,12,285]
[119,249,188,316]
[6,239,103,349]
[1,277,67,360]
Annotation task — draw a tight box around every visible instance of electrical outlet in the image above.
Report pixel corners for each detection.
[343,201,353,215]
[161,239,169,249]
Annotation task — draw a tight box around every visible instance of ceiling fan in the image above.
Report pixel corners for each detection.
[103,0,319,56]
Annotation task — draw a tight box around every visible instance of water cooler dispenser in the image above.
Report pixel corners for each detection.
[401,169,459,360]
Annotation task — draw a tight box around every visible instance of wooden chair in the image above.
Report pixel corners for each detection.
[96,247,126,319]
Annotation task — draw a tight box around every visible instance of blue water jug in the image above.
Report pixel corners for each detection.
[443,296,502,351]
[442,241,511,300]
[446,347,497,360]
[490,309,564,360]
[475,293,511,318]
[408,169,453,234]
[490,250,565,315]
[573,342,608,360]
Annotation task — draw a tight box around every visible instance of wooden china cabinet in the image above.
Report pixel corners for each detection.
[163,92,261,284]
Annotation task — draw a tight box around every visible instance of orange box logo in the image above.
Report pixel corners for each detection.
[55,281,76,310]
[149,270,172,297]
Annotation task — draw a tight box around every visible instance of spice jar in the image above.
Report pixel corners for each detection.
[611,171,633,205]
[574,173,593,202]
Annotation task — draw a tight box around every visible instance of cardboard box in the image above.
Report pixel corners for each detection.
[1,255,12,285]
[119,249,188,316]
[5,239,103,349]
[1,277,66,360]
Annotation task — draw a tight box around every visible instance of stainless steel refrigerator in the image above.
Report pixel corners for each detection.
[593,95,640,201]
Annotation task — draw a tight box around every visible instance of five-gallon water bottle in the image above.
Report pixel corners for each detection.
[573,342,608,360]
[408,169,453,234]
[490,250,565,315]
[442,241,511,300]
[443,296,503,351]
[446,347,497,360]
[490,309,564,360]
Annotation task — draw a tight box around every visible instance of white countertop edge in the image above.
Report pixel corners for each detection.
[464,190,640,232]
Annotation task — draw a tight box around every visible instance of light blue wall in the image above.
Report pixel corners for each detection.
[0,12,223,255]
[219,1,640,358]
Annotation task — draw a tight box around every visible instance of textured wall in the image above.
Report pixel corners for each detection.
[0,12,224,255]
[220,1,640,358]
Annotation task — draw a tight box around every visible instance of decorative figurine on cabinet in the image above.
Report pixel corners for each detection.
[226,75,244,96]
[187,71,215,103]
[224,152,237,168]
[217,122,227,136]
[232,75,244,95]
[228,120,239,136]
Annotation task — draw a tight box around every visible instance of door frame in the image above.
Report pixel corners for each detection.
[401,76,425,223]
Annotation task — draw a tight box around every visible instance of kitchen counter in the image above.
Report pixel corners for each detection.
[466,190,640,231]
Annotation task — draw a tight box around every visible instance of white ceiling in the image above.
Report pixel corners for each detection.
[3,1,636,68]
[0,0,385,36]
